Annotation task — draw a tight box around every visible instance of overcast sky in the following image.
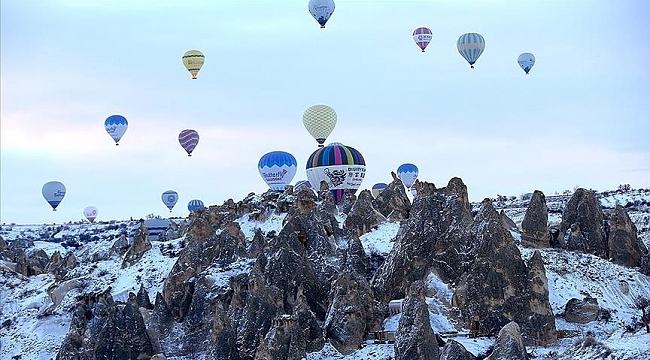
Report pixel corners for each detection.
[1,0,649,224]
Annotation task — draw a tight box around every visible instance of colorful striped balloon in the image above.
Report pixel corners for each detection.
[306,142,366,203]
[457,33,485,68]
[178,129,199,156]
[412,27,433,52]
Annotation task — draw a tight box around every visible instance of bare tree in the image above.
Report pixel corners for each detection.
[635,296,650,333]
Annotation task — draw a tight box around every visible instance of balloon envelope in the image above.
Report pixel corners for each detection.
[412,27,433,52]
[306,142,366,203]
[371,183,388,198]
[83,206,98,223]
[294,180,312,191]
[517,53,535,74]
[187,199,205,212]
[303,105,337,147]
[308,0,335,28]
[410,183,417,197]
[182,50,205,79]
[179,129,200,156]
[42,181,66,211]
[162,190,178,211]
[457,33,485,68]
[258,151,298,192]
[104,115,128,145]
[397,163,419,188]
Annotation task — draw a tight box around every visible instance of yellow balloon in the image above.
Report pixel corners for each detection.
[302,105,337,147]
[182,50,205,79]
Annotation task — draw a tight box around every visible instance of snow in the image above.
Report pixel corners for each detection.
[359,221,400,256]
[236,212,286,240]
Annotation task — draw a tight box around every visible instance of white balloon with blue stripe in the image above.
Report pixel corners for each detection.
[397,163,419,188]
[162,190,178,212]
[258,151,297,192]
[42,181,66,211]
[457,33,485,68]
[188,199,205,212]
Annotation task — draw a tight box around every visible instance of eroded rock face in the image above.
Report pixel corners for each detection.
[485,322,528,360]
[439,340,476,360]
[344,189,387,238]
[122,221,152,268]
[521,190,549,247]
[372,173,412,221]
[608,205,648,267]
[526,251,557,344]
[324,271,378,354]
[565,297,599,324]
[559,188,607,258]
[394,281,440,360]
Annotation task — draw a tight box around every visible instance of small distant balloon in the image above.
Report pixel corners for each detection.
[182,50,205,79]
[457,33,485,68]
[258,151,298,192]
[294,180,312,191]
[42,181,66,211]
[397,163,419,188]
[84,206,98,223]
[178,129,200,156]
[187,199,205,212]
[410,183,417,197]
[412,27,433,52]
[308,0,335,28]
[104,115,128,145]
[517,53,535,74]
[162,190,178,212]
[371,183,388,198]
[303,105,337,148]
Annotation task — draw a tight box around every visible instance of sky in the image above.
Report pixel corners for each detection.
[1,0,649,224]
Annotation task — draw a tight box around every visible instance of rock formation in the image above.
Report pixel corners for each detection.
[607,205,648,267]
[521,190,549,247]
[485,322,528,360]
[394,281,439,360]
[564,297,599,324]
[559,188,607,258]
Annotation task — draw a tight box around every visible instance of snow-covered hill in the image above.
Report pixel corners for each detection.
[1,188,649,359]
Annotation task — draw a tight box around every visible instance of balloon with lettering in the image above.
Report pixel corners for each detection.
[294,180,312,191]
[413,27,433,52]
[397,163,418,188]
[457,33,485,68]
[182,50,205,79]
[187,199,205,212]
[42,181,66,211]
[371,183,388,198]
[178,129,199,156]
[161,190,178,212]
[104,115,128,145]
[258,151,298,192]
[306,142,366,203]
[308,0,335,28]
[303,104,337,148]
[83,206,98,223]
[517,52,535,74]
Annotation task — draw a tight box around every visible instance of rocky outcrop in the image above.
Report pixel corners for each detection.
[324,271,378,354]
[485,322,528,360]
[46,250,78,279]
[607,205,648,267]
[565,297,599,324]
[344,189,387,238]
[122,221,152,268]
[394,281,439,360]
[372,173,412,220]
[521,190,549,247]
[526,251,557,344]
[439,340,476,360]
[559,188,607,258]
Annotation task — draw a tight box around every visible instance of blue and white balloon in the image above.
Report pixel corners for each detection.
[371,183,388,198]
[161,190,178,212]
[308,0,335,28]
[258,151,297,192]
[517,52,535,74]
[42,181,66,211]
[294,180,312,191]
[188,199,205,212]
[104,115,128,145]
[457,33,485,68]
[397,163,419,188]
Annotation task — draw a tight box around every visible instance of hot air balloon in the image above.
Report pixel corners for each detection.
[42,181,66,211]
[182,50,205,79]
[410,183,417,197]
[457,33,485,68]
[104,115,128,145]
[371,183,388,198]
[161,190,178,212]
[306,142,366,203]
[294,180,312,191]
[412,27,433,52]
[258,151,298,192]
[397,163,418,188]
[84,206,98,223]
[188,199,205,212]
[517,53,535,74]
[178,129,199,156]
[303,105,337,148]
[308,0,335,28]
